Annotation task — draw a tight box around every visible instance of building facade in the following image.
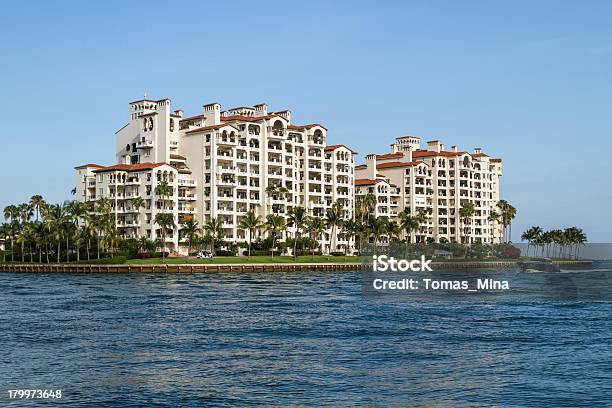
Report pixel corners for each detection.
[75,98,356,254]
[355,136,503,244]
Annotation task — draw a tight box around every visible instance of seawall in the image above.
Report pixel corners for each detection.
[0,260,593,273]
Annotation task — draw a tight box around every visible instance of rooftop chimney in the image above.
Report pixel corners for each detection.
[451,145,457,152]
[203,102,221,125]
[365,154,377,179]
[474,147,482,154]
[254,103,268,117]
[427,140,441,153]
[174,109,183,118]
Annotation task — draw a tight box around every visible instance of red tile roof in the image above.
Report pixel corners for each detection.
[412,150,465,158]
[376,161,423,169]
[376,152,404,159]
[74,164,105,169]
[185,124,240,134]
[324,144,357,154]
[179,114,205,122]
[221,114,284,122]
[288,123,327,131]
[355,178,385,186]
[490,158,502,163]
[473,153,489,157]
[92,163,170,173]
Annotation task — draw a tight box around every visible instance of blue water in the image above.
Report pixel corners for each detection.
[1,264,611,407]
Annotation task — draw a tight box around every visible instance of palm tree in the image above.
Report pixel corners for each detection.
[131,196,146,213]
[459,202,475,245]
[359,192,377,223]
[3,205,18,261]
[325,202,344,253]
[180,219,202,255]
[238,211,263,258]
[287,206,308,259]
[46,204,67,263]
[306,216,326,259]
[385,219,401,243]
[342,218,362,255]
[399,209,419,244]
[154,213,175,259]
[488,210,500,241]
[265,214,286,258]
[497,200,517,243]
[155,180,172,214]
[521,226,543,257]
[368,216,388,249]
[66,200,86,261]
[204,217,223,258]
[29,195,45,222]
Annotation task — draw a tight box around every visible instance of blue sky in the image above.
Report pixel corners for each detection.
[1,1,611,241]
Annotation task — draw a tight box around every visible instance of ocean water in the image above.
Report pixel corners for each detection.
[1,263,611,407]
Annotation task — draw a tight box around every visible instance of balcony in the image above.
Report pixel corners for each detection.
[178,179,196,187]
[178,194,197,201]
[137,140,154,149]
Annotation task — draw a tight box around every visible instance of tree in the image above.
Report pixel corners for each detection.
[497,200,517,243]
[325,202,344,253]
[132,196,146,213]
[204,217,223,258]
[154,213,175,259]
[3,205,19,262]
[29,195,45,222]
[521,226,543,257]
[342,218,362,255]
[399,209,420,244]
[155,181,173,211]
[265,214,286,258]
[180,219,202,255]
[238,211,263,258]
[287,206,308,259]
[459,202,475,245]
[306,216,326,259]
[358,193,377,223]
[66,200,87,261]
[368,216,388,249]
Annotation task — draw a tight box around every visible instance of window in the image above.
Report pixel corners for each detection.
[126,144,130,152]
[170,119,175,132]
[132,143,136,152]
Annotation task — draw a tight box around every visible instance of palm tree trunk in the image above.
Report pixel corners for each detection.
[29,243,33,262]
[57,240,61,263]
[21,241,25,262]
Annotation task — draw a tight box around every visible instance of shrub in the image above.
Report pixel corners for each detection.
[77,256,127,264]
[500,244,521,259]
[329,251,344,256]
[215,249,236,257]
[134,252,169,259]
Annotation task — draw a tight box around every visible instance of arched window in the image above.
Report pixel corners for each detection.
[126,144,130,152]
[170,119,175,132]
[148,117,154,131]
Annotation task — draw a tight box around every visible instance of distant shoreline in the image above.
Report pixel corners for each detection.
[0,260,593,273]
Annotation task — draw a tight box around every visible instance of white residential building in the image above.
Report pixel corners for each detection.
[75,98,356,254]
[355,136,503,244]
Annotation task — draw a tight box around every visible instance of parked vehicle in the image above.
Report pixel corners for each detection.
[196,251,212,259]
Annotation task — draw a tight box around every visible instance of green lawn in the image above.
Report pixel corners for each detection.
[125,255,361,264]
